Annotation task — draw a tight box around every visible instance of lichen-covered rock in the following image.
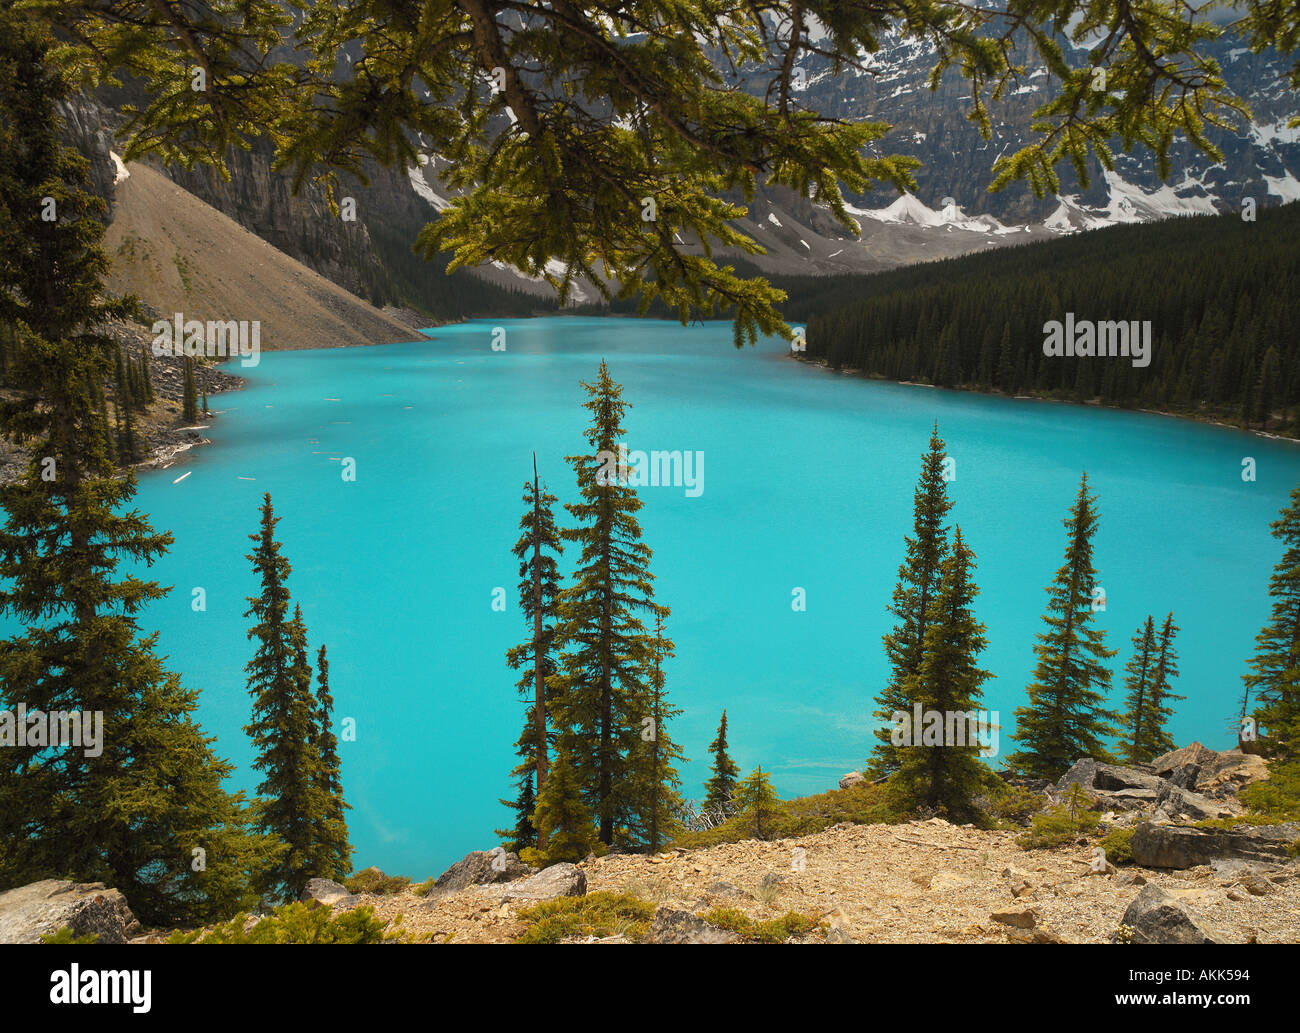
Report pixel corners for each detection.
[497,863,586,902]
[1113,885,1227,944]
[644,908,739,944]
[300,878,360,910]
[1130,821,1300,869]
[0,880,137,944]
[430,848,535,897]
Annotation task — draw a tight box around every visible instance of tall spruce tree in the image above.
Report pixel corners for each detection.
[0,16,262,925]
[505,456,563,800]
[623,607,685,853]
[1009,474,1119,778]
[1119,617,1159,765]
[1119,615,1183,763]
[1244,485,1300,759]
[892,528,992,822]
[312,642,352,878]
[868,424,953,777]
[551,361,659,845]
[243,495,341,900]
[1147,613,1184,756]
[703,710,740,815]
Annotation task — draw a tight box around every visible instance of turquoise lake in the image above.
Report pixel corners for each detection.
[124,315,1300,878]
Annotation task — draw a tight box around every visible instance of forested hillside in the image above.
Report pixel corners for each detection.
[794,204,1300,435]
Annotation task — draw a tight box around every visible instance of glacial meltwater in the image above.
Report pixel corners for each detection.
[124,316,1300,877]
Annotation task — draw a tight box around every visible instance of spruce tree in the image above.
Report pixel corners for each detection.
[1009,473,1119,779]
[703,710,740,816]
[505,455,563,802]
[733,766,781,841]
[243,495,339,900]
[1119,616,1159,765]
[496,772,537,854]
[1244,485,1300,759]
[868,424,953,777]
[1147,613,1184,756]
[1119,615,1183,763]
[0,16,262,925]
[623,607,685,852]
[312,642,352,878]
[532,741,596,865]
[551,360,659,845]
[892,528,992,822]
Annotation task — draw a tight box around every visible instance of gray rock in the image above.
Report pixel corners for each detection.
[1055,758,1164,795]
[0,880,137,944]
[1153,782,1237,821]
[1130,821,1300,869]
[430,847,535,897]
[644,908,739,944]
[497,863,587,902]
[838,771,866,790]
[1114,885,1226,944]
[1167,763,1201,790]
[824,926,857,943]
[300,878,360,910]
[705,880,740,896]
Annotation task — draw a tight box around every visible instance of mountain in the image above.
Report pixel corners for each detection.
[70,25,1300,317]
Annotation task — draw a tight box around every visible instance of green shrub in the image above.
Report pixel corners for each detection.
[167,903,388,944]
[701,907,821,943]
[1099,827,1135,865]
[1016,796,1102,850]
[673,781,906,849]
[410,878,436,897]
[344,868,411,895]
[1238,761,1300,820]
[514,892,656,944]
[982,784,1048,827]
[40,926,99,944]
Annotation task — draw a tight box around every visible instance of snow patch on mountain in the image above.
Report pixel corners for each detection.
[407,155,452,211]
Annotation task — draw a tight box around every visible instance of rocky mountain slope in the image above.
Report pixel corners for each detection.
[103,161,421,350]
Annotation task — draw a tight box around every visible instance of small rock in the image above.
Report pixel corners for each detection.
[644,908,739,944]
[824,926,857,943]
[300,878,360,910]
[991,909,1037,929]
[838,771,866,790]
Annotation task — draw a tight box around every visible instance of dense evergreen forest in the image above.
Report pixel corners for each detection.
[788,204,1300,435]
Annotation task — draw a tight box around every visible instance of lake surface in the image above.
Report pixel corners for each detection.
[125,316,1300,878]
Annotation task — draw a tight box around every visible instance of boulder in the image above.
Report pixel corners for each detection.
[644,908,739,944]
[838,771,866,790]
[1114,885,1226,944]
[1055,758,1163,795]
[1152,783,1238,822]
[0,880,137,944]
[1149,743,1269,794]
[300,878,360,910]
[430,847,535,897]
[1130,821,1300,869]
[497,863,587,902]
